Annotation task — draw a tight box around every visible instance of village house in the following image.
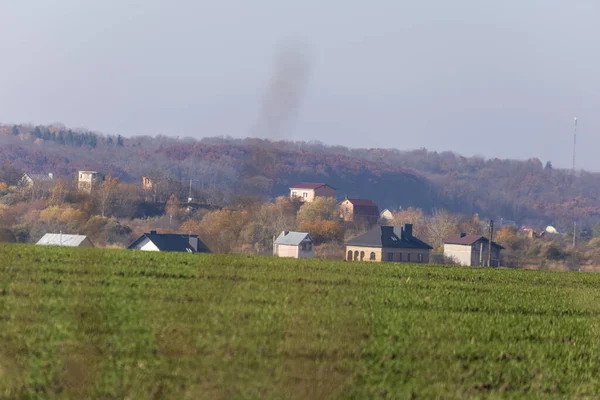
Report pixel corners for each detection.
[339,198,379,225]
[443,233,504,266]
[78,171,101,193]
[127,230,210,253]
[289,182,336,202]
[345,224,432,263]
[273,231,314,259]
[36,233,94,248]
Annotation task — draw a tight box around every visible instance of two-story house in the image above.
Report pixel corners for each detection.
[289,183,336,202]
[339,198,379,225]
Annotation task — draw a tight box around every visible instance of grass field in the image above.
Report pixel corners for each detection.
[2,244,600,399]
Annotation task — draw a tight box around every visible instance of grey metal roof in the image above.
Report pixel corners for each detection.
[274,231,312,246]
[345,225,432,250]
[36,233,90,247]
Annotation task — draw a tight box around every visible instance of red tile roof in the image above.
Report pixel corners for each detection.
[290,182,335,190]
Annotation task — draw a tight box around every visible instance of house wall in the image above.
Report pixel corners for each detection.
[290,188,315,202]
[444,244,474,266]
[276,244,300,258]
[78,172,99,193]
[339,199,354,221]
[136,238,160,251]
[79,238,95,248]
[314,186,336,200]
[345,246,430,263]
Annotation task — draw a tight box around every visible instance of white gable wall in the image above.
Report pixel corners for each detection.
[136,238,160,251]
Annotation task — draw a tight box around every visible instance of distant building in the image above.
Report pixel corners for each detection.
[36,233,94,248]
[142,176,153,190]
[273,231,314,259]
[289,183,336,202]
[345,224,432,263]
[127,230,210,253]
[380,209,394,221]
[443,233,504,266]
[18,173,54,188]
[78,171,101,193]
[339,198,379,225]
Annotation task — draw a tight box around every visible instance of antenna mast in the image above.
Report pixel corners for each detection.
[573,117,578,174]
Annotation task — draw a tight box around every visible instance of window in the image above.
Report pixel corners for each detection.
[407,253,411,262]
[347,250,353,261]
[370,252,376,261]
[302,192,308,198]
[387,252,394,262]
[291,191,297,197]
[302,242,312,252]
[418,253,424,263]
[360,251,365,261]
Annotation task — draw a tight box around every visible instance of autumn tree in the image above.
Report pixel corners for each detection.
[97,175,119,217]
[425,209,458,250]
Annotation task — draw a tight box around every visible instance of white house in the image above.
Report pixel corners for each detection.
[36,233,94,248]
[127,230,210,253]
[443,233,504,266]
[273,231,314,258]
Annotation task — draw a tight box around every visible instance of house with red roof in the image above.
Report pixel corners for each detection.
[339,198,380,225]
[443,233,504,266]
[289,182,336,202]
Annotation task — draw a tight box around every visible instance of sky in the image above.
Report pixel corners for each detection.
[1,0,599,170]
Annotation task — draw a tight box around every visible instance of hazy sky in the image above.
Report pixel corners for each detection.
[1,0,599,169]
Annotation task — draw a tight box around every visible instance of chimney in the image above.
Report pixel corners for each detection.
[150,230,157,235]
[460,232,467,238]
[403,224,413,238]
[283,231,289,236]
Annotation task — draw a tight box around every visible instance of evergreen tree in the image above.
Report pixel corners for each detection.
[11,125,18,135]
[117,135,124,146]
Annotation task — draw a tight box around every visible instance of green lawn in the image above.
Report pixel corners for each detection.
[1,244,600,399]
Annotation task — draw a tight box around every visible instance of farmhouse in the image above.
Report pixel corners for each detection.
[339,198,379,225]
[127,230,210,253]
[36,233,94,248]
[443,233,504,266]
[273,231,314,259]
[345,224,432,263]
[289,182,336,202]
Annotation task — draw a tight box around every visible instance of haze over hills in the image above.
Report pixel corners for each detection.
[1,123,599,231]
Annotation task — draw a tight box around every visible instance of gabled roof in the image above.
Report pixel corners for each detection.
[127,232,210,253]
[345,225,432,250]
[290,182,335,190]
[37,234,91,247]
[444,234,504,249]
[274,231,312,246]
[345,199,378,207]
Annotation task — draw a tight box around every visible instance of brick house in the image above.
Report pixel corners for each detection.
[345,224,432,263]
[339,198,379,225]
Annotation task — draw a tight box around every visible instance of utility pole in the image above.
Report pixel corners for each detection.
[573,221,577,248]
[487,220,494,267]
[573,117,578,175]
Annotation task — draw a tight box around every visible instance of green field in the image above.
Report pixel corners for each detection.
[2,244,600,399]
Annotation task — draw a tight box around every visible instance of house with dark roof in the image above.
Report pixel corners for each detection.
[339,198,379,225]
[127,230,210,253]
[273,231,314,258]
[345,224,432,263]
[443,233,504,266]
[289,182,336,202]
